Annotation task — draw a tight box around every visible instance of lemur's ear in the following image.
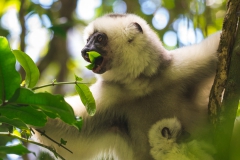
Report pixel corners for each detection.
[126,22,143,34]
[125,22,143,43]
[132,22,143,33]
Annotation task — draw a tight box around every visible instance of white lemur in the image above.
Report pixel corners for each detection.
[33,13,221,160]
[148,117,216,160]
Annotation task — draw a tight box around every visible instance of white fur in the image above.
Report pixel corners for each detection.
[148,117,216,160]
[33,13,221,160]
[168,33,220,80]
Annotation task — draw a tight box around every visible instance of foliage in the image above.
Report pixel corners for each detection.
[0,143,35,157]
[0,36,96,159]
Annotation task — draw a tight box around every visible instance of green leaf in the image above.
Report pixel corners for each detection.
[12,127,21,137]
[8,88,81,130]
[75,82,96,116]
[0,116,29,130]
[12,50,40,88]
[0,37,21,103]
[86,63,95,70]
[0,105,47,127]
[85,51,101,70]
[74,116,83,131]
[75,75,83,81]
[60,138,67,145]
[87,51,101,63]
[0,144,35,156]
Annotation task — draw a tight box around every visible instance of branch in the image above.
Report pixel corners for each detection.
[32,81,89,91]
[34,129,73,154]
[0,131,66,160]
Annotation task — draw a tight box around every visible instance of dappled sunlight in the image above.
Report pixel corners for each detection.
[76,0,102,20]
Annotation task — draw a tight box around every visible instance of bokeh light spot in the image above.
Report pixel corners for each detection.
[152,7,169,30]
[163,31,177,47]
[76,0,102,20]
[113,0,127,14]
[141,0,156,15]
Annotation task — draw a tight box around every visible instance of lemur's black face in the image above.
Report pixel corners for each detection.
[81,32,109,74]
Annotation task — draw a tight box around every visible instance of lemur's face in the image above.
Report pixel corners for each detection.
[81,13,146,75]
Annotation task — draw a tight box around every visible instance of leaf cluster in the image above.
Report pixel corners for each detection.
[0,36,96,159]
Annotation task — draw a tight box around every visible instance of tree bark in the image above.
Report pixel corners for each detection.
[208,0,240,159]
[19,0,26,52]
[18,0,27,81]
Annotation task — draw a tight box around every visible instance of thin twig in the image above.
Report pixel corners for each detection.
[32,81,89,91]
[35,129,73,154]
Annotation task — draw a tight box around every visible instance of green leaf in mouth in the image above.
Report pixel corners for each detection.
[85,51,101,70]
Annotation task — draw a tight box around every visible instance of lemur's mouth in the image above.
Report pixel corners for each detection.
[92,56,104,73]
[83,51,105,74]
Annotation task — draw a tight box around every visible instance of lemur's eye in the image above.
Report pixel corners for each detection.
[97,35,103,42]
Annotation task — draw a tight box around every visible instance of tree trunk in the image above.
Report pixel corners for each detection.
[208,0,240,159]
